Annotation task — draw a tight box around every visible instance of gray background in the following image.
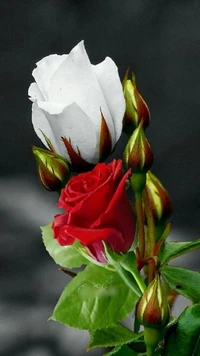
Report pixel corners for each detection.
[1,1,200,355]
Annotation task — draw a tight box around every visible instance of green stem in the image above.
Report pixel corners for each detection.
[144,327,161,356]
[135,192,145,259]
[143,187,155,256]
[147,259,155,286]
[143,187,156,284]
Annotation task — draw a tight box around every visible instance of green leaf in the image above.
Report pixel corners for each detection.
[129,339,146,353]
[166,316,177,329]
[121,251,146,293]
[41,224,88,269]
[104,344,137,356]
[51,264,139,330]
[159,239,200,265]
[104,244,144,297]
[88,323,142,349]
[163,304,200,355]
[160,265,200,302]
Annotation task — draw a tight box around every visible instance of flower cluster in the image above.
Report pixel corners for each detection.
[30,41,135,262]
[30,41,199,356]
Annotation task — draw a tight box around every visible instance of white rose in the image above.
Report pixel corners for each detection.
[28,41,125,168]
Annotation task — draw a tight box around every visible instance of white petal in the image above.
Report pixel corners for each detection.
[37,100,68,115]
[32,102,99,164]
[28,82,45,102]
[32,54,67,100]
[93,57,125,142]
[49,41,116,147]
[32,102,62,154]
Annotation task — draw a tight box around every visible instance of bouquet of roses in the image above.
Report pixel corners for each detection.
[29,41,200,356]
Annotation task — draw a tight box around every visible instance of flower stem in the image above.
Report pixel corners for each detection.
[147,259,155,285]
[143,187,156,284]
[135,192,145,259]
[143,187,155,256]
[144,327,161,356]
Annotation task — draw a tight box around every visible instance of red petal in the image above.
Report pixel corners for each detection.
[93,169,135,253]
[52,213,75,246]
[65,225,122,246]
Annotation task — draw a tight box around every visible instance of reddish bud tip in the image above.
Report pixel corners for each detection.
[123,71,150,134]
[145,171,172,222]
[137,274,170,329]
[123,124,153,173]
[32,146,70,191]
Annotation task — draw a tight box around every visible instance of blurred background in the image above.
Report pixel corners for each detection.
[1,0,200,355]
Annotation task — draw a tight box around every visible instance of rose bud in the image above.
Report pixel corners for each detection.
[123,123,153,173]
[123,71,150,134]
[145,171,172,222]
[32,146,70,192]
[52,159,136,263]
[137,274,170,329]
[28,41,125,171]
[137,275,170,355]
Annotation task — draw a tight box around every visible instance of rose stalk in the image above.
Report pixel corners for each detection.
[123,121,153,258]
[29,41,200,356]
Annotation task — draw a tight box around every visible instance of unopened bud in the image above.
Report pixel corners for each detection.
[123,71,150,134]
[145,171,172,222]
[32,146,70,192]
[137,274,170,329]
[123,124,153,174]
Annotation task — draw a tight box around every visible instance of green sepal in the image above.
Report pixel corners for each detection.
[41,224,88,269]
[51,264,139,330]
[163,304,200,355]
[120,251,146,293]
[88,323,142,350]
[76,244,109,267]
[159,239,200,265]
[133,310,141,334]
[160,265,200,302]
[131,220,139,250]
[156,222,171,243]
[104,244,144,297]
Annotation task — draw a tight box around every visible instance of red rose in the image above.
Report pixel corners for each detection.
[52,159,135,262]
